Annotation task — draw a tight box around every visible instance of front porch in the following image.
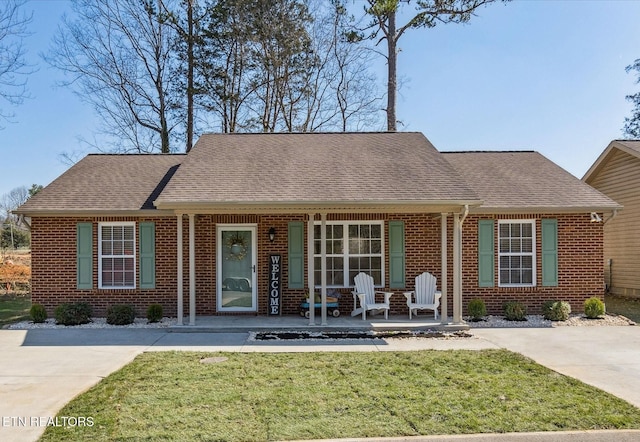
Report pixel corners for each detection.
[174,210,471,327]
[170,313,470,333]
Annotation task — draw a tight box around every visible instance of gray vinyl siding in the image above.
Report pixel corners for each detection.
[589,149,640,297]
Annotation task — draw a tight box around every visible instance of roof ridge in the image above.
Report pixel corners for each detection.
[198,131,422,136]
[441,150,536,154]
[86,153,187,156]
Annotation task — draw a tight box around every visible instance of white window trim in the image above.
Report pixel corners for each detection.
[497,219,537,288]
[313,220,385,288]
[98,221,136,290]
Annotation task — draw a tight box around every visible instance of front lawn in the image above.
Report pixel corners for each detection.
[0,294,30,327]
[41,350,640,441]
[605,294,640,323]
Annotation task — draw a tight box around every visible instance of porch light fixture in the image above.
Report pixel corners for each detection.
[268,227,276,242]
[590,212,602,223]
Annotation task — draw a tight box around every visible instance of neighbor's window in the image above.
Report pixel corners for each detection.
[313,222,384,287]
[98,222,136,289]
[498,220,535,287]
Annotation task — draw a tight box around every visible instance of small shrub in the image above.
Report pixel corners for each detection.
[54,302,92,326]
[146,304,163,323]
[584,297,606,319]
[542,300,571,321]
[467,299,487,321]
[30,303,47,323]
[106,304,135,325]
[503,301,527,321]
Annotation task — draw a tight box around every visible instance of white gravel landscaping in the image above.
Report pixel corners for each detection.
[6,313,634,330]
[6,317,177,329]
[465,313,635,328]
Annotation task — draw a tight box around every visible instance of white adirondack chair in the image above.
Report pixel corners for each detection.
[403,272,442,320]
[352,272,393,320]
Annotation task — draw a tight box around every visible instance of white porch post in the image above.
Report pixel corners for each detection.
[440,213,448,325]
[320,213,328,326]
[307,213,315,325]
[188,213,196,326]
[453,213,463,324]
[176,214,184,326]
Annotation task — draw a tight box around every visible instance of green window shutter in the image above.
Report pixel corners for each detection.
[77,222,93,289]
[139,222,156,289]
[288,221,304,289]
[541,219,558,287]
[478,220,495,287]
[388,221,405,288]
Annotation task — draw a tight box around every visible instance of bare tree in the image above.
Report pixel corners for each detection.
[0,0,32,126]
[194,0,382,133]
[362,0,501,131]
[45,0,180,153]
[0,186,29,249]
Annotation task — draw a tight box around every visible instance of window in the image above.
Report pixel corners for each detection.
[98,222,136,289]
[498,220,535,287]
[313,222,384,287]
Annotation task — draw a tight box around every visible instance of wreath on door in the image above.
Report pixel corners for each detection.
[225,231,248,261]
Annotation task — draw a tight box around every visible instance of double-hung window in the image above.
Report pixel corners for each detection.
[313,221,384,287]
[98,222,136,289]
[498,220,535,287]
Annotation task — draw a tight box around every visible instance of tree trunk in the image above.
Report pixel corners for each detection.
[386,8,397,132]
[186,0,194,152]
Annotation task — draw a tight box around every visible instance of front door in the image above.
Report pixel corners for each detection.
[217,225,257,312]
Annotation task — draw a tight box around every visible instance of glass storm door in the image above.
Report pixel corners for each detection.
[217,225,257,311]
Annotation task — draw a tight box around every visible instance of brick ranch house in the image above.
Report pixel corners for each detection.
[15,132,620,325]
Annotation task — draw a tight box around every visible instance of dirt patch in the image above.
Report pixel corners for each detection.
[0,250,31,295]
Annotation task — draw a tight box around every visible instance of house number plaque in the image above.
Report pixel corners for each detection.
[269,254,281,315]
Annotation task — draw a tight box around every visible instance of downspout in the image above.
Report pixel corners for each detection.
[603,209,617,294]
[18,215,31,231]
[603,209,618,225]
[460,205,469,225]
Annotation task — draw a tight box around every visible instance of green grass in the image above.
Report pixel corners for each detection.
[40,350,640,441]
[605,294,640,323]
[0,294,30,327]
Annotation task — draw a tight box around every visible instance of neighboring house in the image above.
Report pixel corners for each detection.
[16,132,621,324]
[583,140,640,298]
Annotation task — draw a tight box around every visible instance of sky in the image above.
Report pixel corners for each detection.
[2,0,640,199]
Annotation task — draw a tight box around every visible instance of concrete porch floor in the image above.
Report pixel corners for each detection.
[170,314,469,333]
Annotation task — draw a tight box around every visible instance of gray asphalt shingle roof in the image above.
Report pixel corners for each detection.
[16,154,184,214]
[154,132,479,207]
[16,133,620,215]
[444,151,621,211]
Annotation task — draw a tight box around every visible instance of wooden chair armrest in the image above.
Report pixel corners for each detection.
[403,292,414,302]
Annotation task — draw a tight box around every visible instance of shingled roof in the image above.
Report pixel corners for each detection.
[153,132,482,212]
[16,133,620,216]
[583,140,640,182]
[16,154,184,215]
[444,151,621,213]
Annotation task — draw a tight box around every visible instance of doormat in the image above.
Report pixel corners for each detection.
[249,330,471,341]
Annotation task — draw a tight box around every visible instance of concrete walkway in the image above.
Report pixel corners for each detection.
[0,326,639,442]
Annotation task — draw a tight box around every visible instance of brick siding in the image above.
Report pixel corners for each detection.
[30,212,603,318]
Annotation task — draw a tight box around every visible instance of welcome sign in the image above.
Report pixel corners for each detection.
[269,254,281,315]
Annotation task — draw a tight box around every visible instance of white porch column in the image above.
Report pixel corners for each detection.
[320,213,328,326]
[307,213,315,325]
[176,214,184,326]
[188,213,196,326]
[440,213,448,325]
[453,213,463,324]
